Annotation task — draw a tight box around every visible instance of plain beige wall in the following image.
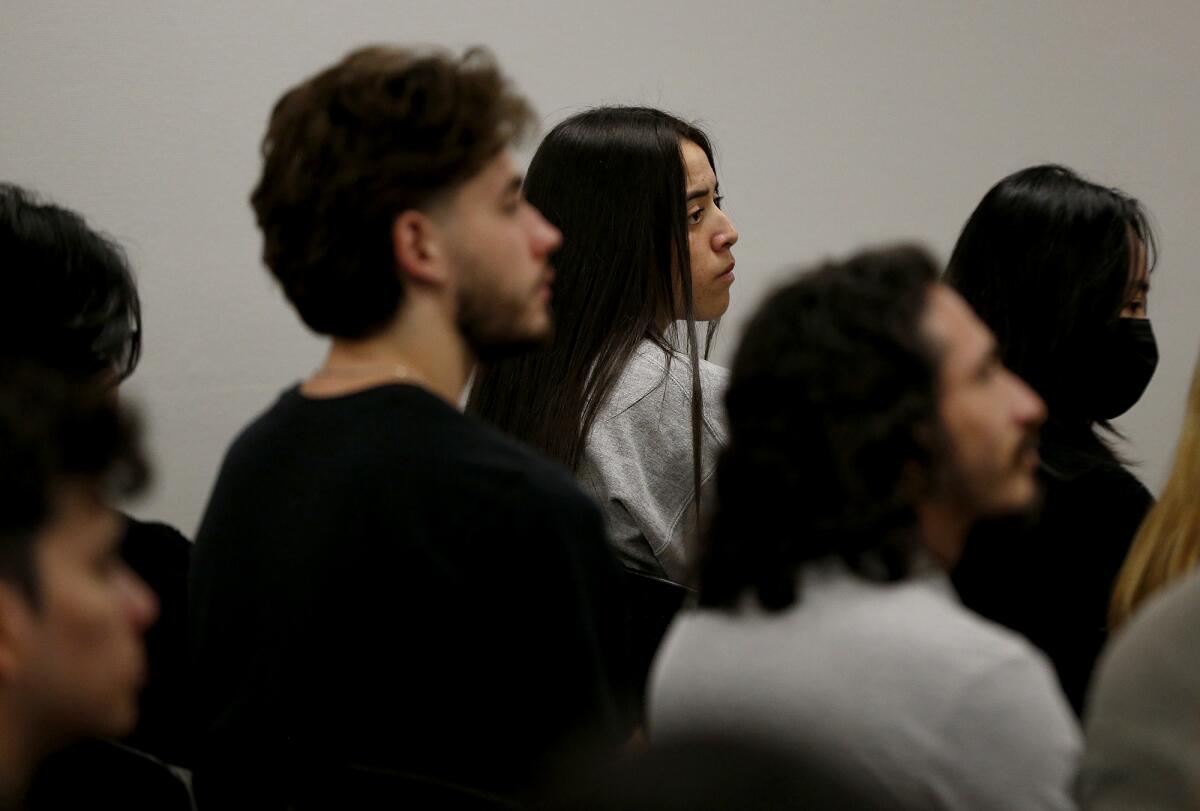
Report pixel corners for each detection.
[2,1,1198,535]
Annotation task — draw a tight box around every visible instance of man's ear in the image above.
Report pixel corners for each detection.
[0,584,34,681]
[392,209,451,287]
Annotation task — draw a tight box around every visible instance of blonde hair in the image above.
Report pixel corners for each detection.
[1110,348,1200,629]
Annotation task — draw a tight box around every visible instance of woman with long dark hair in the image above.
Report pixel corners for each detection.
[946,164,1158,714]
[468,107,738,585]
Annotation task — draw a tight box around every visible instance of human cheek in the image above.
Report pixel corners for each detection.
[117,567,158,631]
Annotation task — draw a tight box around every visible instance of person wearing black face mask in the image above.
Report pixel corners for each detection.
[1087,316,1159,420]
[944,164,1158,716]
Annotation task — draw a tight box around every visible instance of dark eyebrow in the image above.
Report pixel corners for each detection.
[686,182,720,204]
[503,175,523,196]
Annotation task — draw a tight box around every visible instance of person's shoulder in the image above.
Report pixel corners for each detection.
[1095,571,1200,690]
[1063,458,1151,501]
[448,410,602,523]
[468,417,584,491]
[1043,459,1153,541]
[861,574,1046,673]
[1080,573,1200,809]
[218,385,297,454]
[697,353,729,389]
[601,341,727,433]
[1041,426,1152,505]
[631,340,728,393]
[119,515,191,584]
[122,516,190,548]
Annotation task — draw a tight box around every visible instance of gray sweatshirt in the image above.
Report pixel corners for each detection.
[577,339,728,583]
[1078,570,1200,810]
[650,562,1082,810]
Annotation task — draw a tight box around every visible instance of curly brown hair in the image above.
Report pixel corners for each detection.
[251,45,536,338]
[698,245,945,611]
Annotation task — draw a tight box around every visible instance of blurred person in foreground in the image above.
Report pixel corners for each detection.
[1109,345,1200,630]
[1078,567,1200,810]
[0,182,192,765]
[0,366,158,809]
[651,245,1080,810]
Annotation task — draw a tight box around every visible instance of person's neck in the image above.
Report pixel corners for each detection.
[304,300,474,407]
[0,710,39,809]
[915,499,970,572]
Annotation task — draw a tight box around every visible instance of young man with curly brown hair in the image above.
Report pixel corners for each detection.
[189,46,630,809]
[651,246,1079,810]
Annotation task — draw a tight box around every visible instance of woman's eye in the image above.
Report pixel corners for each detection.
[688,208,703,224]
[714,195,725,209]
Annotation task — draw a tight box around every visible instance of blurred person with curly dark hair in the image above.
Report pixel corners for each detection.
[650,246,1080,810]
[190,46,631,809]
[0,365,158,808]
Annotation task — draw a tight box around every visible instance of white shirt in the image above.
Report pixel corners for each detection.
[650,561,1081,810]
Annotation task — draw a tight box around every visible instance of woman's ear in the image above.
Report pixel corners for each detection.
[392,209,450,287]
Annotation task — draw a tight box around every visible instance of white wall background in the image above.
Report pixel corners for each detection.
[3,2,1198,536]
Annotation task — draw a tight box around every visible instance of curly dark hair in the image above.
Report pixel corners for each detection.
[697,245,944,611]
[0,363,147,605]
[251,45,536,338]
[0,183,142,382]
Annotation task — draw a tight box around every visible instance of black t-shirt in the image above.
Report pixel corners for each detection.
[189,384,630,808]
[952,423,1153,716]
[120,517,192,765]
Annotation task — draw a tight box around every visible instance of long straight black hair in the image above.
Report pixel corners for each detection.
[945,164,1156,436]
[0,183,142,382]
[468,106,719,512]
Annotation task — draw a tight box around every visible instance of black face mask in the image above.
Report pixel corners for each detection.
[1090,318,1158,420]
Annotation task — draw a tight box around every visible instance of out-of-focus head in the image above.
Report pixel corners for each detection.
[0,184,142,385]
[0,365,157,759]
[946,164,1157,422]
[251,45,560,357]
[1111,346,1200,628]
[920,283,1047,565]
[524,106,737,337]
[698,245,1044,609]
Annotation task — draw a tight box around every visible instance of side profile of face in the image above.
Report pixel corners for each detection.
[1084,232,1158,420]
[923,284,1047,521]
[1119,233,1150,319]
[441,150,563,358]
[681,139,739,321]
[2,488,157,746]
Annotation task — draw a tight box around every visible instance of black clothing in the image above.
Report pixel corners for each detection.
[26,740,191,811]
[952,422,1153,715]
[190,384,630,808]
[22,520,193,807]
[120,517,192,765]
